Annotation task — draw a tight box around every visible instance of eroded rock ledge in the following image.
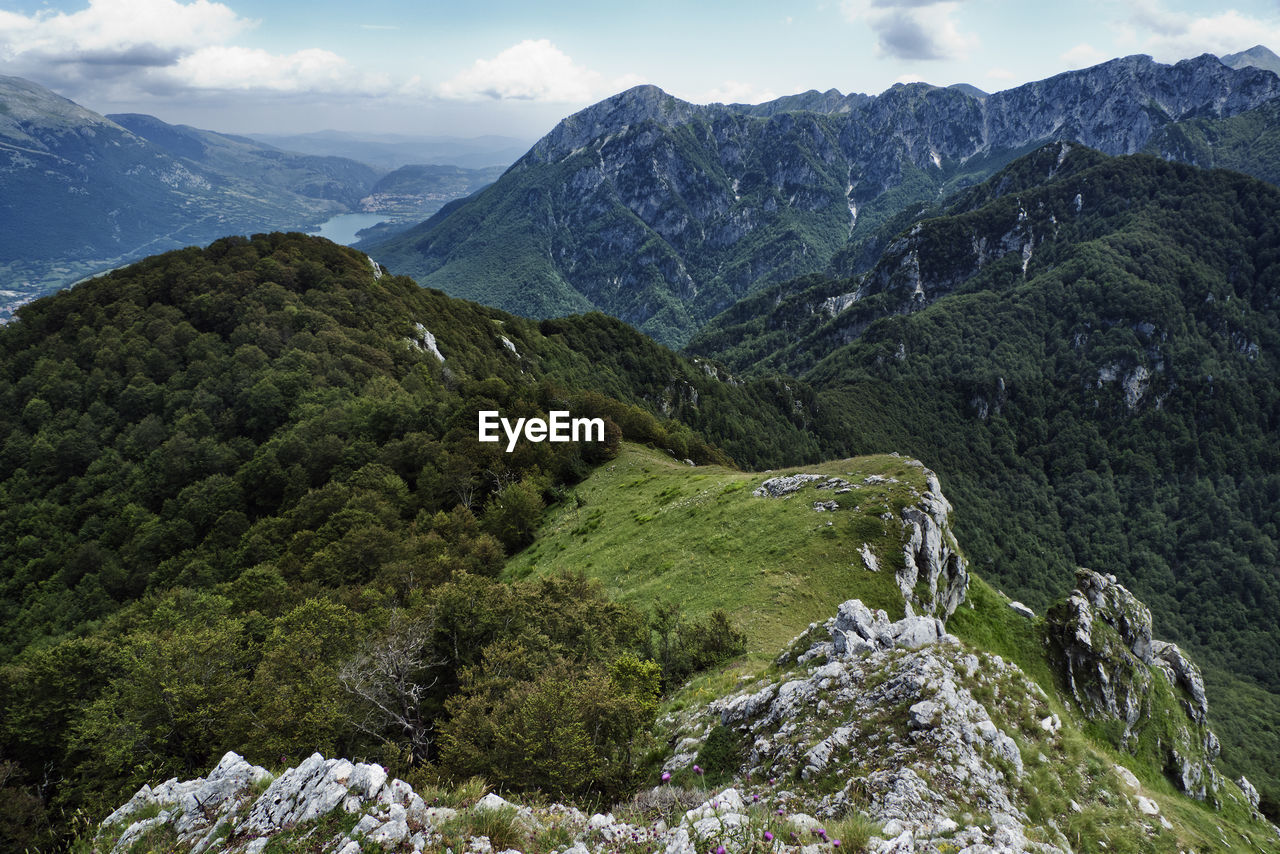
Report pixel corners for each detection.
[1045,568,1223,802]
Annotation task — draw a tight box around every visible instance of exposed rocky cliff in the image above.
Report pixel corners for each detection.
[1046,569,1224,802]
[369,54,1280,346]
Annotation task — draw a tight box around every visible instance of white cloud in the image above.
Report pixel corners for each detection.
[984,67,1016,80]
[892,72,928,84]
[439,39,639,102]
[1122,0,1280,61]
[0,0,247,65]
[165,46,389,93]
[1061,43,1107,68]
[841,0,976,61]
[0,0,391,98]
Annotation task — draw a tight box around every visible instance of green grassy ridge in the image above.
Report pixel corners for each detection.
[506,444,927,655]
[0,231,830,661]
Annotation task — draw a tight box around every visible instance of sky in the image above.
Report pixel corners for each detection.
[2,0,1279,141]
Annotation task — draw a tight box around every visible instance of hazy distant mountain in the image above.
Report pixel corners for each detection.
[946,82,988,99]
[0,75,381,312]
[245,130,533,170]
[367,53,1280,346]
[357,163,506,219]
[1221,44,1280,76]
[108,113,378,208]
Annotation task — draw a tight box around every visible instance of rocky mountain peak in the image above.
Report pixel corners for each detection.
[525,84,699,163]
[1221,44,1280,75]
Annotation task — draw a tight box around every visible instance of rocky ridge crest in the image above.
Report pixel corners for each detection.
[754,463,968,621]
[97,588,1275,854]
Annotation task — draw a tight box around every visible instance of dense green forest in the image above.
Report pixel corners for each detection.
[0,233,772,851]
[690,147,1280,805]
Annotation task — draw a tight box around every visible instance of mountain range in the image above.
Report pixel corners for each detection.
[364,48,1280,812]
[366,51,1280,347]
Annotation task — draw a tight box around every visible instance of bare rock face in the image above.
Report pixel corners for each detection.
[1046,568,1223,801]
[1151,639,1209,725]
[96,751,447,854]
[897,472,968,620]
[688,599,1065,852]
[1046,569,1154,738]
[99,752,272,854]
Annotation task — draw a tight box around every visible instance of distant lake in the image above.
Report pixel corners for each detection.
[310,213,388,246]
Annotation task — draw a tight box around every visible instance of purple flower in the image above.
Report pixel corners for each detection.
[661,772,671,783]
[716,847,726,854]
[816,828,827,839]
[694,765,704,775]
[764,832,774,842]
[752,794,759,802]
[832,841,842,848]
[768,777,776,785]
[777,808,785,815]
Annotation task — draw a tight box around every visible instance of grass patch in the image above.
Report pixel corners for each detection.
[435,805,527,852]
[254,808,360,854]
[507,444,928,654]
[400,772,490,809]
[123,819,180,854]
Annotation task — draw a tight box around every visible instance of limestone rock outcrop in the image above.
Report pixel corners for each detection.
[1046,568,1223,801]
[897,472,968,620]
[754,465,968,622]
[93,586,1274,854]
[675,600,1065,853]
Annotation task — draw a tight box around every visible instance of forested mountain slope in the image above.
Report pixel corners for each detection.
[0,232,828,849]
